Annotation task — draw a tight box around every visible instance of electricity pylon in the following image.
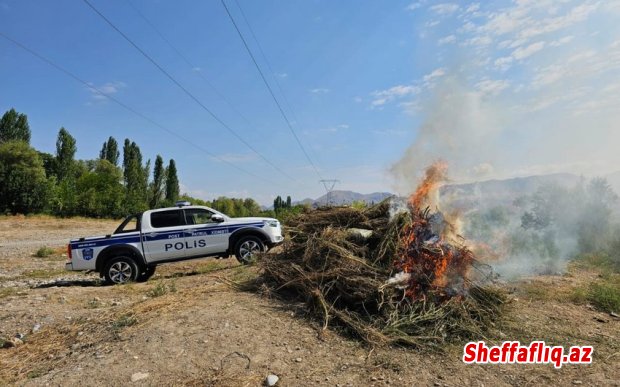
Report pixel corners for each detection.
[319,179,340,206]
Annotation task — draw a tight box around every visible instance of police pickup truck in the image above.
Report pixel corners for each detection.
[65,202,283,284]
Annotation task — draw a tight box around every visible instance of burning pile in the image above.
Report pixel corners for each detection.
[258,163,505,346]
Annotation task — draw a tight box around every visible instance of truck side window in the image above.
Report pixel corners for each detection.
[184,209,215,225]
[114,214,141,234]
[151,210,185,228]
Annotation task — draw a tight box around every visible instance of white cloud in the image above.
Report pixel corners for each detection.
[438,35,456,45]
[423,67,446,82]
[429,3,459,15]
[321,124,350,132]
[476,79,510,96]
[465,3,480,14]
[494,56,513,70]
[406,1,423,11]
[371,85,421,107]
[464,35,492,46]
[309,88,330,94]
[425,20,440,28]
[86,81,126,102]
[275,72,288,78]
[192,67,202,72]
[511,41,545,60]
[549,35,574,47]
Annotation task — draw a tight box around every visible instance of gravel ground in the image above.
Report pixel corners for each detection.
[0,216,618,386]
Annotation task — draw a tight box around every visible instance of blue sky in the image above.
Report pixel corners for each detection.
[1,1,619,205]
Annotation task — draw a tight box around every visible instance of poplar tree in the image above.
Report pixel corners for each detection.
[164,159,179,204]
[0,108,31,144]
[99,136,120,166]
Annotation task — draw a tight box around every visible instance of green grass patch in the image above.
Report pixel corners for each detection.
[111,314,137,331]
[0,287,17,299]
[146,281,176,298]
[34,246,55,258]
[572,253,619,273]
[20,269,66,279]
[588,279,620,313]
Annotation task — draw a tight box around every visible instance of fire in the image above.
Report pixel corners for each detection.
[395,162,474,301]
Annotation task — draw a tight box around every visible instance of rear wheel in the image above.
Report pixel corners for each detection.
[103,256,139,284]
[234,236,265,264]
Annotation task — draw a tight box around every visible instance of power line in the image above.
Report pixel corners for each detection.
[0,31,277,185]
[124,0,278,156]
[232,0,302,133]
[220,0,324,181]
[82,0,296,182]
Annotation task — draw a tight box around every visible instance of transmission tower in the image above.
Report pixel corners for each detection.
[319,179,340,206]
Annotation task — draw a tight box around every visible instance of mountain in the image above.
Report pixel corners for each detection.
[440,173,583,209]
[281,172,620,210]
[295,190,393,207]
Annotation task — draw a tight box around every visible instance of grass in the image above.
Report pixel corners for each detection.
[588,279,620,313]
[20,269,66,279]
[570,253,620,313]
[34,246,55,258]
[111,314,137,331]
[146,281,177,298]
[0,287,18,299]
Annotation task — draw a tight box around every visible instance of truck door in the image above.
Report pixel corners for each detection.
[143,209,187,262]
[183,208,229,257]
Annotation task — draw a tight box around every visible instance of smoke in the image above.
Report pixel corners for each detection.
[388,12,620,278]
[390,76,507,196]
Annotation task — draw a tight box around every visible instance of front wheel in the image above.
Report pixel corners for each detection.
[103,256,139,284]
[234,236,265,264]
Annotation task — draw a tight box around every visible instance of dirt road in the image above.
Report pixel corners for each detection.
[0,216,618,386]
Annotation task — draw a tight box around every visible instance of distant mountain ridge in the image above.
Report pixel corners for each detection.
[295,190,393,207]
[284,171,620,209]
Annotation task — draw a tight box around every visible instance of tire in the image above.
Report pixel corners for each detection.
[103,256,139,284]
[137,266,156,282]
[234,236,265,264]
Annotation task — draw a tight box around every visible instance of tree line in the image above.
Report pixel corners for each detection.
[0,108,307,219]
[0,108,181,218]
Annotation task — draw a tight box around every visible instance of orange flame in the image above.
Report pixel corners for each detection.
[408,160,448,210]
[395,162,473,301]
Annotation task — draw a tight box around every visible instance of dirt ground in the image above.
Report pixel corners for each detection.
[0,216,618,386]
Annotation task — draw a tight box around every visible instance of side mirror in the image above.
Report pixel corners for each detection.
[211,214,225,223]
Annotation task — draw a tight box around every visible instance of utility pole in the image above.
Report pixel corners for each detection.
[319,179,340,206]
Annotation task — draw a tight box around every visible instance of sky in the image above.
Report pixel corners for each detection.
[1,0,619,205]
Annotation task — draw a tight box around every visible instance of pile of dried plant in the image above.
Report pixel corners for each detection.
[257,197,506,347]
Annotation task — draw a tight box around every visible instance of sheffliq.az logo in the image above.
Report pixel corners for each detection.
[463,341,593,368]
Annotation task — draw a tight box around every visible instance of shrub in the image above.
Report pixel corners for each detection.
[35,246,55,257]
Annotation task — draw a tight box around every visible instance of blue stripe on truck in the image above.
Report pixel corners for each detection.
[70,223,265,249]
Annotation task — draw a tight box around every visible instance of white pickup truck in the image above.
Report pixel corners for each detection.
[65,202,283,284]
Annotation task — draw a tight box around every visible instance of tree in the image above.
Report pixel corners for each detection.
[149,155,165,208]
[55,127,77,180]
[122,139,149,213]
[99,136,120,166]
[0,108,31,144]
[286,196,292,208]
[0,141,50,214]
[75,159,125,218]
[164,159,179,204]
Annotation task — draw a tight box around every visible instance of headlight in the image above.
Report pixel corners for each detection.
[264,219,279,227]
